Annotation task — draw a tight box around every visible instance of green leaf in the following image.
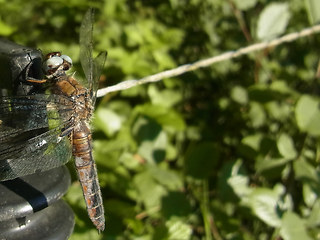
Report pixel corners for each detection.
[132,115,162,144]
[0,20,15,36]
[280,212,312,240]
[233,0,257,10]
[248,85,287,103]
[306,199,320,227]
[255,156,291,174]
[69,229,101,240]
[153,49,176,69]
[119,152,141,170]
[265,101,291,121]
[277,133,297,159]
[305,0,320,24]
[257,3,290,40]
[227,159,251,198]
[94,108,123,137]
[135,104,186,131]
[134,172,167,210]
[148,85,182,108]
[295,95,320,136]
[161,191,192,218]
[104,199,136,218]
[185,142,219,179]
[94,140,124,169]
[218,161,246,202]
[248,187,283,227]
[132,115,167,163]
[153,222,169,240]
[230,85,248,105]
[148,166,183,190]
[248,102,266,128]
[166,218,192,240]
[302,183,317,207]
[241,133,263,152]
[270,80,297,95]
[293,158,319,183]
[137,131,167,164]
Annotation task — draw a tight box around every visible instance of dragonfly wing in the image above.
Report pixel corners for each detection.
[0,94,74,180]
[91,51,107,105]
[0,94,73,140]
[0,125,72,181]
[79,8,107,104]
[79,8,94,89]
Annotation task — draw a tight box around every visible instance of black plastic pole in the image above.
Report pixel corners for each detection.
[0,39,74,240]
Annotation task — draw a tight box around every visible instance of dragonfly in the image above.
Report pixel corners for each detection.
[0,9,107,231]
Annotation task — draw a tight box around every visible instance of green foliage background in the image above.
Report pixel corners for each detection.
[2,0,320,239]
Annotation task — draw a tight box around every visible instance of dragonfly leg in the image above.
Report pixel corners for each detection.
[26,77,47,84]
[60,117,75,137]
[60,126,74,137]
[25,53,47,84]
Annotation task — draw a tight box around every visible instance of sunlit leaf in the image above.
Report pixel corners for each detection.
[94,108,123,137]
[295,95,320,136]
[227,159,251,198]
[277,133,297,159]
[305,0,320,24]
[148,166,183,190]
[148,85,182,108]
[166,218,192,240]
[134,172,167,210]
[131,115,167,163]
[257,2,290,40]
[241,134,263,152]
[231,85,248,105]
[0,20,15,36]
[280,212,313,240]
[293,159,319,183]
[248,102,266,128]
[302,183,317,208]
[135,104,186,131]
[265,101,291,121]
[255,156,291,174]
[233,0,257,10]
[248,187,283,227]
[306,199,320,227]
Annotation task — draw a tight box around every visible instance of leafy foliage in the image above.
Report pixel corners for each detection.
[2,0,320,239]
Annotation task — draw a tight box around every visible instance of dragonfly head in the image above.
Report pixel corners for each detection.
[43,52,73,76]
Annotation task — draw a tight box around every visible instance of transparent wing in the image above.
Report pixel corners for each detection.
[0,94,74,180]
[92,51,107,105]
[0,94,73,139]
[0,126,72,181]
[79,8,107,104]
[79,8,94,89]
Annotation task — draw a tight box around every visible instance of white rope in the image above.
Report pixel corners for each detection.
[97,24,320,98]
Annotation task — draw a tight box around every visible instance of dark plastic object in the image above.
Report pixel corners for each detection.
[0,38,43,96]
[0,39,75,239]
[0,167,74,240]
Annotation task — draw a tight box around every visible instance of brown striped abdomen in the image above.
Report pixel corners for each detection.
[73,122,105,231]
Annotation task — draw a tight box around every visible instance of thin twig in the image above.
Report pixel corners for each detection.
[97,24,320,98]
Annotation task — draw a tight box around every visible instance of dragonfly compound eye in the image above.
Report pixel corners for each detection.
[45,51,61,59]
[60,55,73,70]
[43,56,63,74]
[60,55,72,65]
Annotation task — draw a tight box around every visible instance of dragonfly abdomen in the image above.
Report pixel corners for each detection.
[73,122,105,231]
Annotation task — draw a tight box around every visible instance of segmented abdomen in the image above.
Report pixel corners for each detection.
[72,122,105,231]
